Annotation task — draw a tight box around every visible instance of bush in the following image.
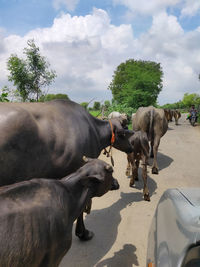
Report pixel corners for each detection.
[89,110,101,117]
[106,102,136,119]
[39,93,69,102]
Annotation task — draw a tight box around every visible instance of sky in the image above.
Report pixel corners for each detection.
[0,0,200,105]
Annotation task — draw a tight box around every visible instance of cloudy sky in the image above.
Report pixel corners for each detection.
[0,0,200,105]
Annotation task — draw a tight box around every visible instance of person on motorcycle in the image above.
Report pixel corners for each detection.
[187,105,198,122]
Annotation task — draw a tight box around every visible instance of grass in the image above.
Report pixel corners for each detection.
[89,110,101,117]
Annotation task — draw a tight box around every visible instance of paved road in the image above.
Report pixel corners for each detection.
[60,113,200,267]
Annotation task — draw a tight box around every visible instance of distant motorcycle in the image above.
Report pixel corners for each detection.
[189,110,197,126]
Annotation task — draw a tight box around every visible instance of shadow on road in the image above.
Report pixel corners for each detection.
[60,192,145,267]
[96,244,139,267]
[128,172,157,200]
[149,151,173,172]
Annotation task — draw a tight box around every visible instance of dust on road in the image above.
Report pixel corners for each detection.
[60,113,200,267]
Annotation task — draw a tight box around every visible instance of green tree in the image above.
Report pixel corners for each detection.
[93,101,101,110]
[182,93,200,108]
[104,100,111,110]
[160,100,185,110]
[0,86,10,102]
[39,93,69,102]
[108,59,163,108]
[80,102,89,110]
[7,39,56,102]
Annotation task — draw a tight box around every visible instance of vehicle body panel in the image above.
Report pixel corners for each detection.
[147,188,200,267]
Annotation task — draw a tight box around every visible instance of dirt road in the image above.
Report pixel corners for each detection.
[60,113,200,267]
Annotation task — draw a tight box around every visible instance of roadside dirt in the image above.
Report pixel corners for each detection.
[60,113,200,267]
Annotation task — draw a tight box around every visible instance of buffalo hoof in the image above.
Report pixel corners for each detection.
[77,229,94,241]
[144,194,150,201]
[152,167,158,174]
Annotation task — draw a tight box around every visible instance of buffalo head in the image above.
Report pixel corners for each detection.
[81,156,119,197]
[110,118,134,154]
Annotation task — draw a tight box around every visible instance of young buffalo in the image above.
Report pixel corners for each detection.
[126,131,150,201]
[0,157,119,267]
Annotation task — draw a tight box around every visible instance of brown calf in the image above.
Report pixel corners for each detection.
[164,109,173,122]
[126,131,150,201]
[132,106,168,174]
[173,109,181,125]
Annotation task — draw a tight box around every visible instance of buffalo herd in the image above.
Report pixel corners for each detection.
[0,99,181,265]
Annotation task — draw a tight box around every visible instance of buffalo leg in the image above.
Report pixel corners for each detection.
[103,148,110,157]
[129,156,137,187]
[150,140,154,158]
[126,153,132,177]
[152,137,160,174]
[75,213,94,241]
[175,117,178,125]
[135,159,139,181]
[142,155,150,201]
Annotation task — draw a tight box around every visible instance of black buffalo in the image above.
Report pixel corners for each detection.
[0,157,118,267]
[126,131,150,201]
[0,99,133,240]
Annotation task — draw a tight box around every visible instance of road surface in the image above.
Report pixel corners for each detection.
[60,113,200,267]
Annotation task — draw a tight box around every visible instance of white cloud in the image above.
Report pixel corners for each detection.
[181,0,200,17]
[112,0,200,18]
[112,0,181,16]
[53,0,79,11]
[0,8,200,105]
[0,8,137,103]
[138,12,200,104]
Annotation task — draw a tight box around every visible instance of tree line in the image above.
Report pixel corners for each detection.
[1,39,200,116]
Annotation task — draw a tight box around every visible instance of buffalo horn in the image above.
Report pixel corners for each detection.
[105,165,113,172]
[82,156,89,162]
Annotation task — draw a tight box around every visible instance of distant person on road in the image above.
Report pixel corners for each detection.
[187,105,198,122]
[190,105,197,113]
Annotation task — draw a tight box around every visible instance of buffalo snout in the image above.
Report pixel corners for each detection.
[111,178,120,190]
